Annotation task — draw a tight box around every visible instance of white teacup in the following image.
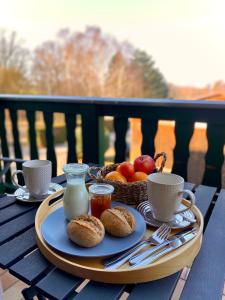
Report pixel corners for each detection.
[147,173,195,222]
[12,160,52,199]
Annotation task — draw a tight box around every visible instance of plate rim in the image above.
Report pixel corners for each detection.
[41,202,146,258]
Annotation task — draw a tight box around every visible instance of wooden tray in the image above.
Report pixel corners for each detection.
[35,189,203,284]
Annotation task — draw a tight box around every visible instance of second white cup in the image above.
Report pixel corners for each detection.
[147,173,195,222]
[12,160,52,199]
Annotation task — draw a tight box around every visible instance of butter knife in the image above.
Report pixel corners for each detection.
[129,228,197,265]
[104,227,193,270]
[129,231,197,269]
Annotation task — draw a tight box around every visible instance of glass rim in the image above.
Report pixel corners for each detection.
[89,183,114,195]
[63,163,89,174]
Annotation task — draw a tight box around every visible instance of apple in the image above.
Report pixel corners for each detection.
[134,155,155,175]
[117,162,135,179]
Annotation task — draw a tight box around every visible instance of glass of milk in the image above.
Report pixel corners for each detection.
[63,163,89,220]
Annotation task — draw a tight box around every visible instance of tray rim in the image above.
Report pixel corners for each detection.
[35,188,203,283]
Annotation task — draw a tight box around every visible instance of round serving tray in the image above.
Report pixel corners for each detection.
[35,189,203,284]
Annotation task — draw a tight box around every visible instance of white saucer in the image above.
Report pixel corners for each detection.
[137,201,196,229]
[14,182,63,203]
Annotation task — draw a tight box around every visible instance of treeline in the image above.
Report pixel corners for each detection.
[0,27,168,98]
[169,81,225,100]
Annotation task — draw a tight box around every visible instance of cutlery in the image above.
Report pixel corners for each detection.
[5,193,17,197]
[181,213,196,224]
[129,228,196,265]
[129,230,197,269]
[104,223,171,270]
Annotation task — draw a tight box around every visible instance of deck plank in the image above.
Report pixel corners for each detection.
[35,268,83,300]
[0,196,17,210]
[0,228,36,268]
[0,209,36,245]
[74,281,125,300]
[193,185,217,218]
[181,189,225,300]
[0,204,35,226]
[9,249,52,285]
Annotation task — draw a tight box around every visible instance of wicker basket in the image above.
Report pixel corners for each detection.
[88,152,167,206]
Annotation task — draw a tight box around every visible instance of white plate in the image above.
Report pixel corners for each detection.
[137,201,196,229]
[14,182,63,203]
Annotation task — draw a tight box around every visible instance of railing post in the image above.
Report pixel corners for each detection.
[0,109,11,183]
[43,112,57,176]
[203,123,224,188]
[98,117,105,165]
[141,118,158,156]
[0,110,10,159]
[9,110,23,177]
[172,121,194,180]
[114,117,128,163]
[81,105,99,164]
[65,113,77,163]
[26,111,39,160]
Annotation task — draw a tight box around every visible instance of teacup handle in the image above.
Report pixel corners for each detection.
[11,170,26,191]
[174,189,195,214]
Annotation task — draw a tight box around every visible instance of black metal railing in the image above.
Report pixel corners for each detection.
[0,94,224,188]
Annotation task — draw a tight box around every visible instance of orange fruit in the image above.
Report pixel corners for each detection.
[128,171,148,182]
[105,171,127,183]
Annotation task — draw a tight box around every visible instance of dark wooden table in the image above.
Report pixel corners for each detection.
[0,173,225,300]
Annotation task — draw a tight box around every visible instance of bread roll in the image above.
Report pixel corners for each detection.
[67,215,105,247]
[100,206,136,237]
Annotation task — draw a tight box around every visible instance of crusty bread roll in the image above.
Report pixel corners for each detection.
[100,206,136,237]
[67,215,105,247]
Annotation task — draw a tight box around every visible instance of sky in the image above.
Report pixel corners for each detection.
[1,0,225,87]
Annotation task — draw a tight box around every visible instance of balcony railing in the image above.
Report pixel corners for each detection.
[0,94,224,188]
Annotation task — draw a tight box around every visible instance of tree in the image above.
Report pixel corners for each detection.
[0,30,29,93]
[105,51,143,98]
[32,27,119,96]
[133,50,168,98]
[32,40,63,94]
[32,26,168,99]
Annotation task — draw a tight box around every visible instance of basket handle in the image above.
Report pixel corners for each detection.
[87,166,102,180]
[154,152,167,172]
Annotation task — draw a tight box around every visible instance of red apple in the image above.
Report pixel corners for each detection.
[116,162,135,179]
[134,155,155,175]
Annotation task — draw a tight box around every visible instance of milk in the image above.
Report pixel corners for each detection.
[63,178,89,220]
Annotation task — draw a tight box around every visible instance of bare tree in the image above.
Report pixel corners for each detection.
[32,26,167,99]
[0,30,29,93]
[32,41,63,94]
[105,51,143,98]
[32,27,123,96]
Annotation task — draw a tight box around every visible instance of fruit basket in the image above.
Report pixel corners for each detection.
[88,152,167,205]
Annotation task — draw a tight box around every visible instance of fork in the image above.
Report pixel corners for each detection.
[104,223,171,270]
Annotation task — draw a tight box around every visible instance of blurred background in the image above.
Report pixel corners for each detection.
[0,0,225,185]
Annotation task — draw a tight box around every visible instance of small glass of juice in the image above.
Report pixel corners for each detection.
[89,184,114,219]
